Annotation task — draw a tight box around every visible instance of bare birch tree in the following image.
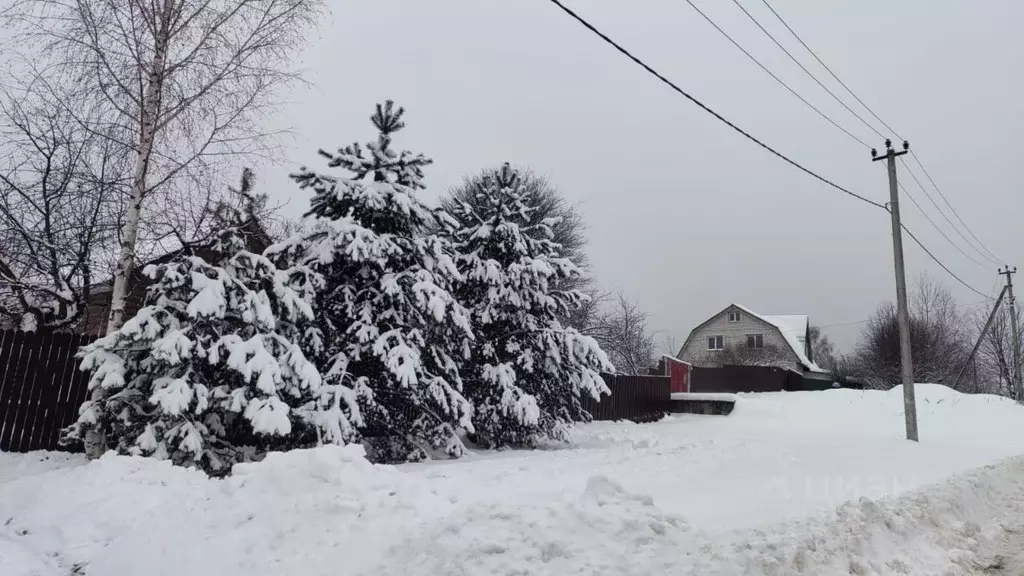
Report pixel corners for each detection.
[0,84,128,331]
[4,0,323,458]
[4,0,324,334]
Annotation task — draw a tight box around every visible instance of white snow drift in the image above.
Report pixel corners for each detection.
[4,384,1024,575]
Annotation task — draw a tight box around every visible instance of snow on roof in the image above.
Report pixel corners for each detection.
[731,304,826,373]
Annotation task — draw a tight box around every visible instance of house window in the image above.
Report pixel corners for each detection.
[728,311,741,323]
[746,334,764,349]
[707,335,724,351]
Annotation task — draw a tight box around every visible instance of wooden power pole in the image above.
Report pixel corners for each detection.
[999,266,1022,400]
[872,139,918,442]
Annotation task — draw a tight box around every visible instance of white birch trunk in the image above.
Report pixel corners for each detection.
[85,0,174,460]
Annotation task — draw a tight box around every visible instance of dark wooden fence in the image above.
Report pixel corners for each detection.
[0,331,95,453]
[690,365,800,394]
[581,373,671,423]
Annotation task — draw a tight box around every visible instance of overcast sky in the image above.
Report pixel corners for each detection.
[259,0,1024,353]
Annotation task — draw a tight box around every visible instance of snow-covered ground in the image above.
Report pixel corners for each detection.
[4,385,1024,575]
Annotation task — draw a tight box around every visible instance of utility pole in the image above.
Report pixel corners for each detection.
[953,286,1007,390]
[872,139,917,442]
[999,266,1022,400]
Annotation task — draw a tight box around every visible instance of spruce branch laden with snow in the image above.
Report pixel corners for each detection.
[268,101,475,462]
[443,163,612,448]
[64,178,325,475]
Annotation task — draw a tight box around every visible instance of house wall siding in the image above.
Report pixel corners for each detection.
[678,306,802,371]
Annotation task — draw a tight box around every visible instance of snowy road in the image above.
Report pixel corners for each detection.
[4,385,1024,575]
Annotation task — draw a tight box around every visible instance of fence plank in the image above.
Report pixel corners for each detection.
[28,333,67,451]
[1,332,37,450]
[581,373,669,423]
[39,334,71,450]
[46,334,85,450]
[18,333,56,451]
[0,332,16,443]
[0,332,29,449]
[0,332,10,411]
[0,331,98,453]
[0,332,12,422]
[60,335,94,450]
[7,332,50,451]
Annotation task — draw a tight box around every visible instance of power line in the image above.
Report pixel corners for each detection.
[727,0,886,141]
[680,0,871,149]
[757,0,902,139]
[545,0,989,300]
[545,0,886,210]
[819,296,996,329]
[908,150,1003,264]
[900,222,992,300]
[898,156,1000,266]
[897,180,989,269]
[754,0,1006,268]
[818,318,870,329]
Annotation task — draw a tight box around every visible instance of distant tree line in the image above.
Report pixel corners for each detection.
[816,275,1018,396]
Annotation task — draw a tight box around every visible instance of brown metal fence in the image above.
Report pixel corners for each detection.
[690,365,802,394]
[581,373,671,423]
[0,330,95,453]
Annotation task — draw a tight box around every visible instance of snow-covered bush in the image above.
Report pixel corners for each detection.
[64,181,325,475]
[443,163,611,448]
[267,101,475,462]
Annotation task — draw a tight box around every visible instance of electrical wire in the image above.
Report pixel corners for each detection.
[544,0,887,210]
[680,0,871,149]
[900,222,993,300]
[754,0,1005,268]
[872,164,993,296]
[757,0,903,139]
[898,157,1001,266]
[909,150,1004,264]
[897,180,989,269]
[819,296,996,329]
[727,0,887,141]
[546,0,991,300]
[818,318,870,329]
[722,0,998,268]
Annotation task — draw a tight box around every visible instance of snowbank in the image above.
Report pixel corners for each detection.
[4,385,1024,575]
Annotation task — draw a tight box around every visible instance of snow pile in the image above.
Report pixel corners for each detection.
[383,456,1024,575]
[5,385,1024,575]
[381,474,697,576]
[1,445,416,576]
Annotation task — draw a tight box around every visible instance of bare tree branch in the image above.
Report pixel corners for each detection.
[849,274,975,391]
[3,0,325,336]
[0,81,128,331]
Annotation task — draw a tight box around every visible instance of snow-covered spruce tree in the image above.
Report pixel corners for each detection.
[444,163,611,448]
[267,101,474,462]
[63,173,324,475]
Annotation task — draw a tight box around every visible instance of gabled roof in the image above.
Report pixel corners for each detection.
[684,303,826,373]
